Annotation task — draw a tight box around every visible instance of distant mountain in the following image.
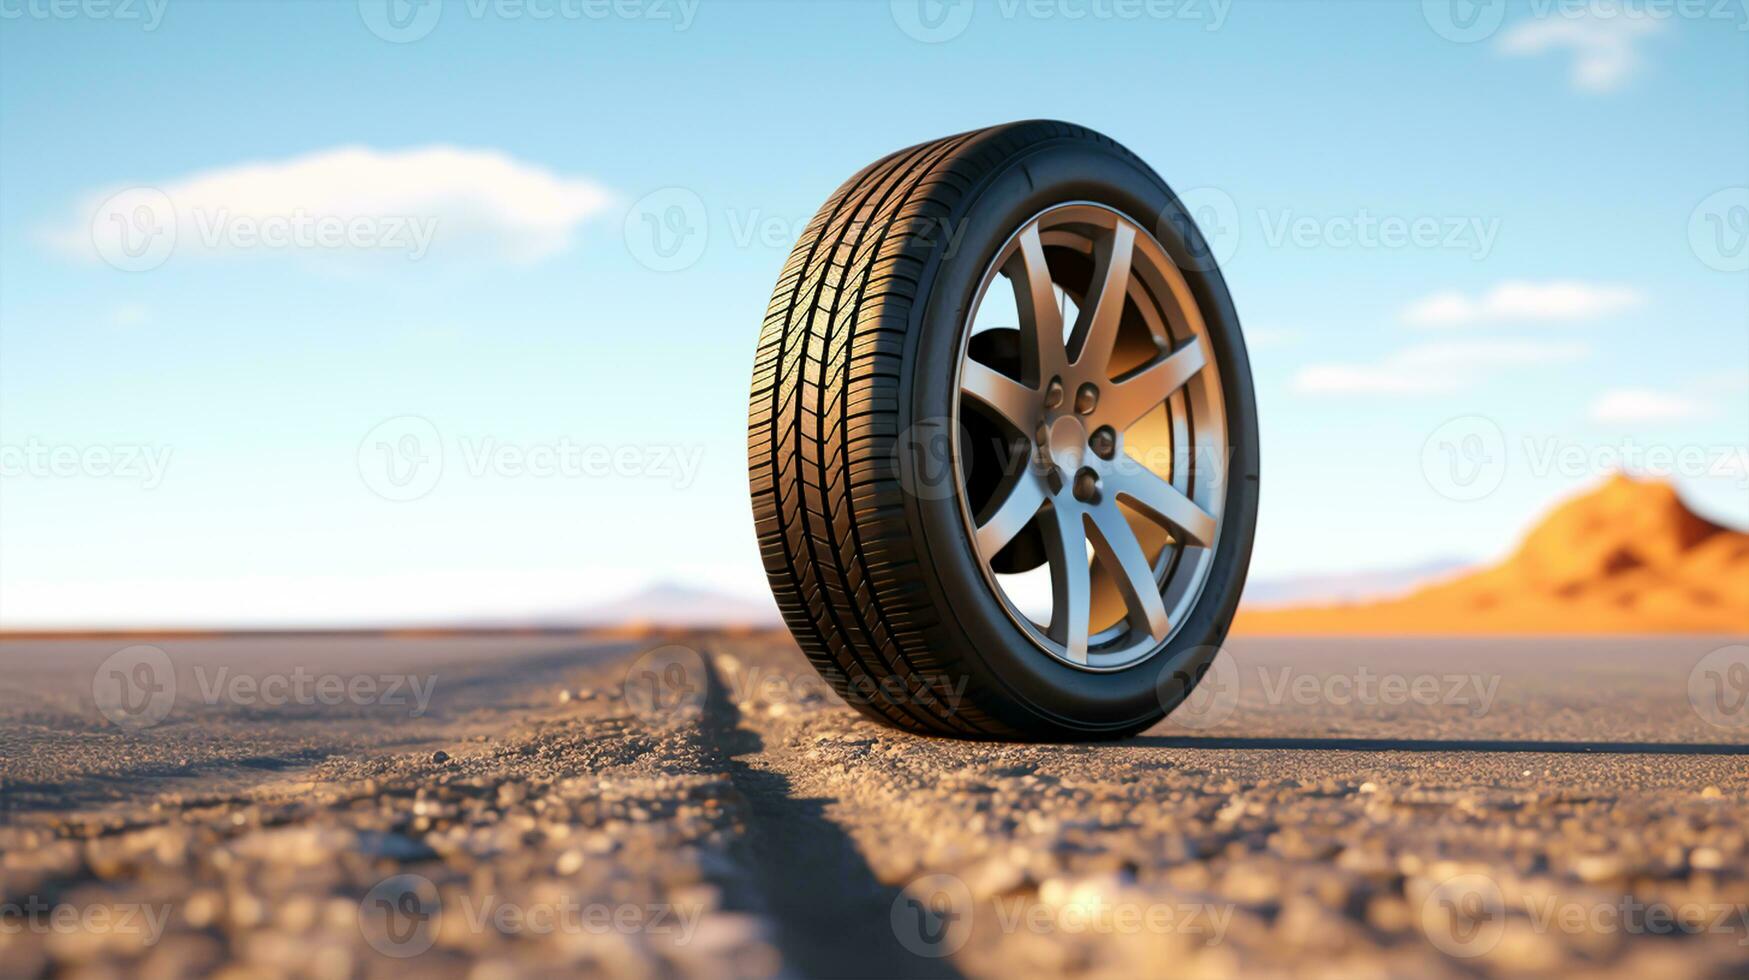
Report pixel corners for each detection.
[1241,558,1472,609]
[1235,475,1749,634]
[514,582,782,629]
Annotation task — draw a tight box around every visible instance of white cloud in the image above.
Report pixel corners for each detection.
[1589,388,1707,424]
[1402,280,1645,328]
[48,146,613,266]
[1294,339,1589,395]
[1496,10,1663,93]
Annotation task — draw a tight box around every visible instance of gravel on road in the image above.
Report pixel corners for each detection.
[2,632,1747,979]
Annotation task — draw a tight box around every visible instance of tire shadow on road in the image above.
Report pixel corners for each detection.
[697,654,965,980]
[1126,735,1749,755]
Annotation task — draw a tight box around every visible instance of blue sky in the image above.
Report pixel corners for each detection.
[1,0,1746,627]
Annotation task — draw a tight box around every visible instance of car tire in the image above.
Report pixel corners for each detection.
[747,120,1259,740]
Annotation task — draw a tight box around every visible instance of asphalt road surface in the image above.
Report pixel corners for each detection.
[3,631,1748,978]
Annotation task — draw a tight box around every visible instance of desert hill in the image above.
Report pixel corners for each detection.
[1235,475,1749,634]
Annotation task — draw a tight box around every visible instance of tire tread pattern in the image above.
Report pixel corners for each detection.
[747,121,1140,736]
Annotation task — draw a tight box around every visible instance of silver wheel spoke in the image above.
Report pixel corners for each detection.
[976,473,1046,559]
[960,359,1038,434]
[956,203,1230,671]
[1110,468,1217,547]
[1067,220,1135,375]
[1102,341,1207,431]
[1087,506,1171,641]
[1007,224,1066,382]
[1045,506,1091,664]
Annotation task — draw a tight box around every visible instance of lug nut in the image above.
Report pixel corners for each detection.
[1089,426,1117,460]
[1072,467,1101,504]
[1075,383,1099,415]
[1043,377,1065,411]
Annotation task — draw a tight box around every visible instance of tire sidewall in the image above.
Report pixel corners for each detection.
[902,133,1261,737]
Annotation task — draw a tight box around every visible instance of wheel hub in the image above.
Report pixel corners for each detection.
[1041,411,1089,477]
[953,202,1230,671]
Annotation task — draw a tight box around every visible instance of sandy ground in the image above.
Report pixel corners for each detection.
[3,632,1749,978]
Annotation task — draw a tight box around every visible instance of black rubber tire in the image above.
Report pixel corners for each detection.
[746,120,1259,741]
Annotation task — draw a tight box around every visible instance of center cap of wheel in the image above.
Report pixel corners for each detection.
[1044,414,1088,477]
